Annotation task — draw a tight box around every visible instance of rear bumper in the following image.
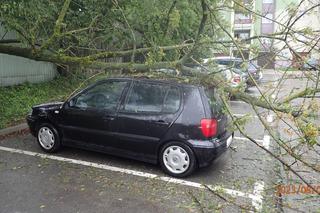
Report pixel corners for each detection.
[26,115,37,136]
[188,132,233,168]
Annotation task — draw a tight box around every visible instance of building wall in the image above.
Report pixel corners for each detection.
[209,1,235,57]
[273,0,320,68]
[232,0,271,61]
[253,0,262,36]
[224,0,320,68]
[0,24,57,87]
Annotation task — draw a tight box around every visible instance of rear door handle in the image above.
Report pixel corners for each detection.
[154,120,169,125]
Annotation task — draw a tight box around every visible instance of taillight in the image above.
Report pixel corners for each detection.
[232,76,241,83]
[200,119,218,138]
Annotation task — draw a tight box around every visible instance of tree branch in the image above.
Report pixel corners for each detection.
[221,98,320,195]
[0,39,21,44]
[87,43,192,60]
[179,0,208,64]
[281,88,320,104]
[163,0,177,37]
[38,0,72,52]
[0,43,178,71]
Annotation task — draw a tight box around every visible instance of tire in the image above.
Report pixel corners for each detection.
[159,142,197,177]
[37,123,61,153]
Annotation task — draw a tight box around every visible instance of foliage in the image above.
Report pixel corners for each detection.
[300,123,319,146]
[0,0,220,60]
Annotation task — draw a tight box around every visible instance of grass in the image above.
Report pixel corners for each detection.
[0,73,87,129]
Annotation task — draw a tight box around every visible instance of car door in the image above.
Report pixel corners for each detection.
[60,79,129,149]
[114,80,182,161]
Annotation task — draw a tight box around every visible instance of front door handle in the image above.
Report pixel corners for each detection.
[103,115,115,121]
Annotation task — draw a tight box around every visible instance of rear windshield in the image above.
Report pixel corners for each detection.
[248,62,258,69]
[204,87,223,114]
[216,59,242,69]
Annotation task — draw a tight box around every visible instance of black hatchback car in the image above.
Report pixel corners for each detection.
[27,77,233,177]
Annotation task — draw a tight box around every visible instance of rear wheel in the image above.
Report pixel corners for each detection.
[37,123,61,153]
[159,142,197,177]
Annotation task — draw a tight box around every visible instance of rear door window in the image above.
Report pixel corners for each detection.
[163,87,180,113]
[123,81,180,114]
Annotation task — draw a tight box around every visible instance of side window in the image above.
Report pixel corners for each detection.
[74,81,127,111]
[216,60,229,66]
[204,87,223,114]
[124,82,180,113]
[163,87,180,113]
[219,60,229,66]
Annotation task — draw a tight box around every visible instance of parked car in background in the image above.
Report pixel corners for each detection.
[27,77,233,177]
[247,61,263,85]
[216,65,248,91]
[203,56,263,86]
[199,60,248,91]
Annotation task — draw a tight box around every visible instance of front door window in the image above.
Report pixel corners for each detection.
[74,81,127,111]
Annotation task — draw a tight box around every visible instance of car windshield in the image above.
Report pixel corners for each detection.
[248,62,258,70]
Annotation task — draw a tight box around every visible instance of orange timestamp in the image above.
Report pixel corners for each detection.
[277,184,320,195]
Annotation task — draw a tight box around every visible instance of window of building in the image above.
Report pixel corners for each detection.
[262,13,273,23]
[235,13,251,20]
[234,30,251,44]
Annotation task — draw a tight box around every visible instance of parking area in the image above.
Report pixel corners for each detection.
[0,72,287,212]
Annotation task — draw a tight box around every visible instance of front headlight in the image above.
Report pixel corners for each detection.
[28,109,33,116]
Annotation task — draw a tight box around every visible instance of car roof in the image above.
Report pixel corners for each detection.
[213,56,240,60]
[202,57,243,63]
[99,77,197,88]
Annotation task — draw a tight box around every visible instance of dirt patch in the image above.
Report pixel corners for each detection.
[0,128,30,141]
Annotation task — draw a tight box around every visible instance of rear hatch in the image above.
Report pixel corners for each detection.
[203,87,230,139]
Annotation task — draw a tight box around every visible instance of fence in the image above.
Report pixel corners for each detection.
[0,53,57,87]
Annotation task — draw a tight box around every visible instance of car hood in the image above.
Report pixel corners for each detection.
[32,102,64,111]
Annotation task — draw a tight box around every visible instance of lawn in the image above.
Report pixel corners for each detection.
[0,73,87,129]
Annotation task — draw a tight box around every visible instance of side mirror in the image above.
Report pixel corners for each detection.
[67,98,76,108]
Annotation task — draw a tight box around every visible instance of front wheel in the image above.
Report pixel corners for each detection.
[159,142,197,177]
[37,123,61,153]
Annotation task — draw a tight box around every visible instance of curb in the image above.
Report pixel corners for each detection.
[0,123,30,141]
